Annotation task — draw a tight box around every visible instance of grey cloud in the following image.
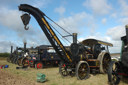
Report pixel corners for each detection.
[119,17,128,25]
[54,6,65,15]
[107,25,125,41]
[102,18,107,25]
[0,0,51,8]
[0,7,50,51]
[106,25,126,53]
[0,8,36,40]
[0,0,53,53]
[56,12,96,36]
[83,0,112,15]
[0,41,16,53]
[119,0,128,16]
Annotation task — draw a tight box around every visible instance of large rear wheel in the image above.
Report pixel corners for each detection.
[108,61,120,85]
[100,53,111,73]
[76,61,90,80]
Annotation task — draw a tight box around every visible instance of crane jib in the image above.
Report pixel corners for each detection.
[18,4,72,63]
[41,18,72,62]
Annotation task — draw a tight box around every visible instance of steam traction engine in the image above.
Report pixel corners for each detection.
[16,42,30,67]
[28,45,61,69]
[108,25,128,85]
[81,39,113,73]
[7,46,18,64]
[7,42,29,66]
[19,4,112,80]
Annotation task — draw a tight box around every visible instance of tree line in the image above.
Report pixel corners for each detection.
[0,53,10,57]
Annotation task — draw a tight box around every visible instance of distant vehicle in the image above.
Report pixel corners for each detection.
[7,44,61,69]
[111,57,119,61]
[108,25,128,85]
[28,45,61,69]
[7,42,29,67]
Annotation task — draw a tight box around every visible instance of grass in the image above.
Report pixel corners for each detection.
[0,58,128,85]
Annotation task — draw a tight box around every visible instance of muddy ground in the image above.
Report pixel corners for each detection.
[0,70,38,85]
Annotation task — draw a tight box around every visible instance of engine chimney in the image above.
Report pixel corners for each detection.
[125,25,128,43]
[73,33,77,43]
[11,46,13,54]
[24,42,27,52]
[16,47,18,54]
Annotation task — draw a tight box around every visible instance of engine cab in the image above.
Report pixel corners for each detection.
[81,39,113,73]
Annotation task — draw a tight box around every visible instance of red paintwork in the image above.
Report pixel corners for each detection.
[36,63,42,69]
[118,73,128,76]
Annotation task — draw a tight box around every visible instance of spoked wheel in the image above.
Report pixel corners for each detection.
[100,53,111,73]
[15,57,18,64]
[12,56,16,64]
[13,57,18,64]
[76,61,90,80]
[17,57,23,66]
[35,62,43,69]
[59,62,68,77]
[10,56,15,63]
[108,61,120,85]
[7,55,12,62]
[7,57,9,62]
[29,60,34,67]
[22,57,29,67]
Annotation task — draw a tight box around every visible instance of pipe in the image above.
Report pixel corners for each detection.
[24,42,26,52]
[125,25,128,43]
[73,33,77,43]
[11,46,13,54]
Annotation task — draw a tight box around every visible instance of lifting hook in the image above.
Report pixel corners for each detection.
[24,25,29,30]
[21,13,31,30]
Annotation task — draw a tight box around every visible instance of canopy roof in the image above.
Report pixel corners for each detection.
[81,39,113,47]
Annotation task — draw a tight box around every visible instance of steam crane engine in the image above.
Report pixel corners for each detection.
[19,4,112,80]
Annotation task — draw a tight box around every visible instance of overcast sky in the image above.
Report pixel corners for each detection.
[0,0,128,53]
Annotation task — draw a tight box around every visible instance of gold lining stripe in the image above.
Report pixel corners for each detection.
[42,18,72,62]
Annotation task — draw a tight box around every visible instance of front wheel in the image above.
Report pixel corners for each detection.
[108,61,120,85]
[59,62,68,77]
[17,57,23,66]
[7,55,11,62]
[76,61,90,80]
[22,57,29,67]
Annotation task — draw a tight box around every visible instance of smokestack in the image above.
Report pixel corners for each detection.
[72,33,77,43]
[16,47,18,54]
[24,42,26,52]
[125,25,128,43]
[11,46,13,54]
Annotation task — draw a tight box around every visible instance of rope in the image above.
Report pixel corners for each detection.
[45,15,72,35]
[48,22,72,44]
[45,15,80,43]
